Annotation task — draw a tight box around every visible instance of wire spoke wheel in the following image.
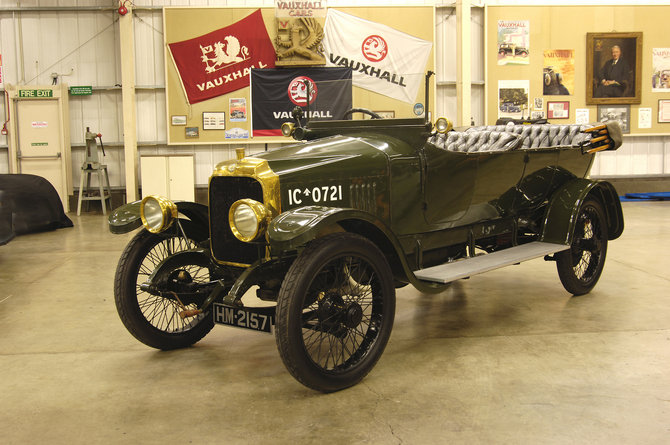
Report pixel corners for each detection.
[114,225,215,350]
[556,197,608,295]
[301,255,380,371]
[135,236,208,333]
[276,233,395,392]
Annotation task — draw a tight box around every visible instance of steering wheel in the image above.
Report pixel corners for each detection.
[341,108,382,120]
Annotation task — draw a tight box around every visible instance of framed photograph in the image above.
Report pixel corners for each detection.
[185,126,199,138]
[547,101,569,119]
[531,111,545,119]
[598,105,630,134]
[587,32,642,105]
[659,100,670,123]
[171,115,187,126]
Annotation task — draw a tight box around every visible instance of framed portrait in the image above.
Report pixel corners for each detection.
[598,105,630,134]
[586,32,642,105]
[659,100,670,123]
[547,101,569,119]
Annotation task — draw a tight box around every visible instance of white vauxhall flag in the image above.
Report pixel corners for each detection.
[322,9,433,104]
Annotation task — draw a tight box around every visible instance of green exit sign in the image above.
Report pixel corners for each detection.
[19,89,53,98]
[70,86,92,96]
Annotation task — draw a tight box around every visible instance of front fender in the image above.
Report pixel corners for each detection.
[267,206,453,294]
[267,206,391,251]
[541,178,624,245]
[108,200,209,235]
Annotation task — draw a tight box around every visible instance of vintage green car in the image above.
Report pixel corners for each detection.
[109,105,624,392]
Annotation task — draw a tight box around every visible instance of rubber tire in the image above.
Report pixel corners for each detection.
[275,233,396,392]
[114,225,215,350]
[556,197,608,296]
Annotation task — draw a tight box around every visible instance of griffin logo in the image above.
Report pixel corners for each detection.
[200,36,249,73]
[362,35,388,62]
[288,76,318,106]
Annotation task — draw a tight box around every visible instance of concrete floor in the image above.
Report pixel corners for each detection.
[1,202,669,445]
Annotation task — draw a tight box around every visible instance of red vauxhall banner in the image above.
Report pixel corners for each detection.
[167,9,276,104]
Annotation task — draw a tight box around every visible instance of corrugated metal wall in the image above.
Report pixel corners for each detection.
[0,0,668,187]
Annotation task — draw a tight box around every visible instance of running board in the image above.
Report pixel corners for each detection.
[414,242,569,284]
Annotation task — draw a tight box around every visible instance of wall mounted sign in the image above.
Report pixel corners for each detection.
[275,0,327,18]
[70,86,93,96]
[19,89,53,98]
[275,18,326,66]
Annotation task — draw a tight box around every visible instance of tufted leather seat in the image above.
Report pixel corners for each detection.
[429,123,596,153]
[430,130,523,153]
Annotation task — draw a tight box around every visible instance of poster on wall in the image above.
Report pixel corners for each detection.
[498,80,529,119]
[497,20,529,66]
[251,67,352,137]
[652,48,670,91]
[229,98,247,122]
[167,9,276,104]
[543,50,574,96]
[322,10,432,104]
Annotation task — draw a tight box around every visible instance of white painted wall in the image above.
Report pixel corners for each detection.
[0,0,667,189]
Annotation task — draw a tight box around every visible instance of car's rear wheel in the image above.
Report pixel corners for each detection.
[555,197,608,295]
[275,233,396,392]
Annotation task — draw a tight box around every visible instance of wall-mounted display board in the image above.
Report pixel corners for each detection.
[163,6,435,145]
[487,5,670,135]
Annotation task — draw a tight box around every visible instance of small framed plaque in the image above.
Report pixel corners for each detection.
[547,101,569,119]
[203,112,226,130]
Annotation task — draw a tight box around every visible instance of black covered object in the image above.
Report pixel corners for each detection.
[0,174,73,242]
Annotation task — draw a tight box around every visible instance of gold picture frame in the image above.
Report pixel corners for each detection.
[586,32,642,105]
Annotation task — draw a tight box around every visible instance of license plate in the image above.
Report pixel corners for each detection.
[213,304,274,334]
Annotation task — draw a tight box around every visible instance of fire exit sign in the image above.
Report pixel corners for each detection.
[19,89,53,98]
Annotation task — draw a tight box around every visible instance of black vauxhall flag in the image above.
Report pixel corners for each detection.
[251,67,352,136]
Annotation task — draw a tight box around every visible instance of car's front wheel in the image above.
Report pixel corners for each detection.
[275,233,396,392]
[555,197,608,295]
[114,225,215,350]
